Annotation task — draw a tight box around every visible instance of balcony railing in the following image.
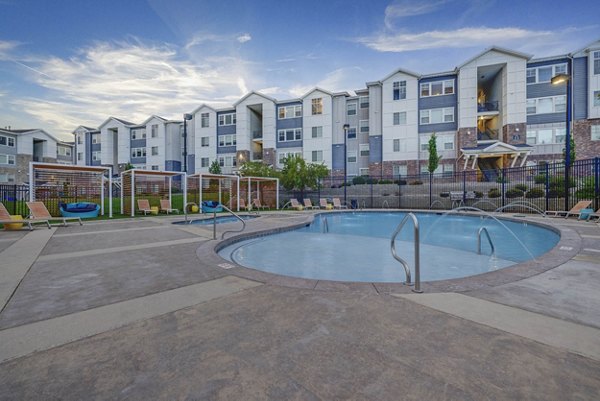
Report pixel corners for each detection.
[253,152,263,160]
[252,130,263,139]
[477,101,499,112]
[477,129,499,141]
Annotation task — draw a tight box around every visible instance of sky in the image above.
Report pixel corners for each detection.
[0,0,598,140]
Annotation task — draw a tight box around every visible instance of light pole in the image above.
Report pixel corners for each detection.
[182,113,193,173]
[343,124,349,204]
[551,72,571,207]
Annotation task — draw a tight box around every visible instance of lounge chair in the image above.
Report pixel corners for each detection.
[252,198,267,210]
[0,202,37,230]
[319,198,333,210]
[290,199,304,211]
[26,201,82,226]
[160,199,179,214]
[332,198,348,209]
[584,208,600,221]
[238,198,251,211]
[303,199,318,210]
[545,200,592,218]
[137,199,152,215]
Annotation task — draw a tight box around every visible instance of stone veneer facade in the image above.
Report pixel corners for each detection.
[573,119,600,160]
[236,150,250,166]
[262,148,275,166]
[502,123,527,145]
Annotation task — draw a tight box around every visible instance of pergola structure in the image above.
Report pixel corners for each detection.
[187,173,240,211]
[121,169,186,217]
[29,162,113,217]
[237,176,280,210]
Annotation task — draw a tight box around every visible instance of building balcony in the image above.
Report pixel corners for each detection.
[252,152,263,160]
[252,130,263,139]
[477,129,499,141]
[477,101,499,113]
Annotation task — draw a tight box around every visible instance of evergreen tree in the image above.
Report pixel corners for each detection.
[427,133,442,174]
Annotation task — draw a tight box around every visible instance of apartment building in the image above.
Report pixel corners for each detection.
[0,128,74,184]
[73,116,184,175]
[74,40,600,179]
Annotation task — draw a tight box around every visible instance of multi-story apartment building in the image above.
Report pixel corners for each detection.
[74,40,600,179]
[73,116,185,174]
[0,128,74,184]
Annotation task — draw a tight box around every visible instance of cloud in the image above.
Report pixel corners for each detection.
[236,33,252,43]
[384,0,447,29]
[0,40,19,59]
[289,66,364,98]
[357,26,553,52]
[4,39,254,136]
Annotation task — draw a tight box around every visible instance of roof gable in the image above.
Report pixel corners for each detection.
[457,46,532,69]
[300,87,333,99]
[380,68,420,82]
[191,103,217,115]
[98,117,136,130]
[234,91,277,106]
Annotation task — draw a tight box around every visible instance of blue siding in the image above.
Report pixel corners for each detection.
[217,125,236,135]
[419,121,457,134]
[187,155,194,173]
[573,56,588,120]
[91,143,101,151]
[418,77,458,134]
[131,157,146,164]
[165,160,182,172]
[332,144,344,170]
[527,83,565,98]
[91,159,101,166]
[130,138,146,148]
[527,112,565,125]
[217,145,236,154]
[418,74,456,84]
[276,117,302,130]
[368,135,382,163]
[277,140,303,149]
[527,58,569,68]
[84,132,92,165]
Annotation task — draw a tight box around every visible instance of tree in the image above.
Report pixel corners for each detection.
[280,154,328,198]
[209,160,222,174]
[238,161,278,177]
[562,135,576,166]
[427,133,442,174]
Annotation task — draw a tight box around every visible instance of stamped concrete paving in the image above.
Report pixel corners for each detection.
[0,212,599,400]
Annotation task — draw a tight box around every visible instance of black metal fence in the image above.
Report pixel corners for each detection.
[0,184,30,216]
[282,157,600,213]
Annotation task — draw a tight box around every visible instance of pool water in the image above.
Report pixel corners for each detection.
[218,212,559,282]
[173,215,258,225]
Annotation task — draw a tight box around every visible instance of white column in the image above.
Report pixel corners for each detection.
[29,162,34,202]
[218,179,222,204]
[168,176,172,207]
[471,155,478,170]
[130,170,135,217]
[199,174,203,213]
[236,177,240,212]
[100,175,105,216]
[275,178,279,209]
[108,167,113,218]
[247,177,251,209]
[182,173,187,211]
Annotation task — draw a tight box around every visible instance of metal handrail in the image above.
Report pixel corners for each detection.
[477,227,495,256]
[322,217,329,233]
[184,202,198,223]
[220,204,247,240]
[390,212,422,293]
[382,200,389,209]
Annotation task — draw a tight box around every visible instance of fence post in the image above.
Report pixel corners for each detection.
[462,171,466,201]
[501,168,506,208]
[398,174,401,209]
[12,184,17,215]
[429,173,432,209]
[545,163,550,213]
[370,180,373,209]
[595,157,600,211]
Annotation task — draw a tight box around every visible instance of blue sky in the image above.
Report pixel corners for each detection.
[0,0,598,139]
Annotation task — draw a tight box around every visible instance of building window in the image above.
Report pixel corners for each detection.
[77,135,83,145]
[347,103,357,116]
[393,81,406,100]
[393,112,406,125]
[218,155,236,167]
[393,139,406,152]
[277,128,302,142]
[218,113,236,126]
[594,91,600,107]
[526,125,566,145]
[151,146,159,156]
[201,113,210,128]
[594,51,600,75]
[359,120,369,133]
[526,64,568,84]
[311,150,323,162]
[359,96,369,108]
[278,105,302,119]
[347,151,357,163]
[151,125,158,138]
[0,173,15,183]
[526,96,567,115]
[151,165,159,171]
[419,107,454,125]
[421,134,454,151]
[278,151,302,164]
[201,136,210,147]
[218,134,237,147]
[359,144,369,157]
[346,127,357,139]
[0,154,15,165]
[420,80,454,97]
[77,152,83,161]
[0,135,15,147]
[91,151,100,161]
[131,148,146,158]
[57,147,71,156]
[131,129,146,140]
[91,134,100,144]
[201,157,210,167]
[393,165,407,176]
[591,125,600,141]
[311,126,323,138]
[311,98,323,115]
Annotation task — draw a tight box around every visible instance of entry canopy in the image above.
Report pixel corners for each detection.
[461,141,532,169]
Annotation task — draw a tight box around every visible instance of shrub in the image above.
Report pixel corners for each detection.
[440,192,450,198]
[575,177,595,198]
[496,175,509,183]
[549,176,576,189]
[525,188,544,198]
[547,189,564,198]
[474,191,483,198]
[395,179,407,185]
[366,178,379,184]
[379,179,393,184]
[409,180,423,185]
[534,174,546,184]
[352,176,366,185]
[506,188,524,198]
[514,184,528,192]
[488,188,501,198]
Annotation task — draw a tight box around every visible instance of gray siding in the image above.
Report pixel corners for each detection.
[527,112,565,125]
[573,56,588,120]
[368,85,382,136]
[277,140,302,149]
[0,133,17,155]
[332,144,344,170]
[130,138,146,149]
[369,135,382,163]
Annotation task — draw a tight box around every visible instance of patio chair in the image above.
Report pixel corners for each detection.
[290,199,304,211]
[303,199,318,210]
[332,198,348,209]
[545,200,592,218]
[0,202,37,230]
[137,199,152,215]
[252,198,267,210]
[584,208,600,222]
[26,201,82,226]
[238,198,251,211]
[159,199,179,214]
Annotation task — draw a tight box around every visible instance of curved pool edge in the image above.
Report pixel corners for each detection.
[199,210,581,294]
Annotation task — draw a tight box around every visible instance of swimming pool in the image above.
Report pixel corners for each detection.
[218,212,560,282]
[173,215,259,225]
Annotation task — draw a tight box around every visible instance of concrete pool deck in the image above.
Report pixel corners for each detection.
[0,210,599,400]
